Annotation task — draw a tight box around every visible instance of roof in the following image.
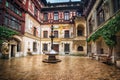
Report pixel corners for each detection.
[41,1,83,12]
[47,0,81,3]
[41,0,47,5]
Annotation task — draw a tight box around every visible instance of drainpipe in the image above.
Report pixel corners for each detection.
[40,24,41,54]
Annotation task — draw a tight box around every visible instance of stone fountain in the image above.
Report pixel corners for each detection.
[42,25,61,63]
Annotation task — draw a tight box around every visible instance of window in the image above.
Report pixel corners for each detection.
[54,12,58,21]
[77,46,83,51]
[11,4,14,11]
[89,18,93,34]
[33,42,37,52]
[34,7,37,17]
[43,31,48,38]
[64,11,69,20]
[97,10,105,26]
[64,44,70,52]
[77,30,83,36]
[113,0,120,13]
[77,26,84,36]
[4,13,21,31]
[43,43,48,51]
[33,27,36,36]
[64,30,69,38]
[44,13,48,21]
[4,16,9,25]
[6,1,22,16]
[5,1,8,7]
[54,31,58,38]
[97,0,105,26]
[0,0,2,2]
[77,11,81,16]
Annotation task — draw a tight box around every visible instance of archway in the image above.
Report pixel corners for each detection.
[9,35,22,58]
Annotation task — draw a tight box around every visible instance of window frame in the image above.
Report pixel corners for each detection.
[33,42,37,52]
[43,43,48,51]
[54,12,59,21]
[64,43,70,52]
[64,30,70,38]
[43,31,48,38]
[33,27,37,36]
[44,13,48,21]
[54,30,58,38]
[4,13,21,31]
[64,11,69,20]
[113,0,120,13]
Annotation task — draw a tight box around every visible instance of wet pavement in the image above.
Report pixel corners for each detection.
[0,55,120,80]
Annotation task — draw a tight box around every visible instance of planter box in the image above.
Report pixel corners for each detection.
[116,60,120,68]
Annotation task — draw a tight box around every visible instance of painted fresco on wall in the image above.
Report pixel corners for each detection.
[26,19,40,37]
[53,24,71,34]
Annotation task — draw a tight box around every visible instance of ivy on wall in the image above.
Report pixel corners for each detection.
[87,13,120,47]
[0,26,18,44]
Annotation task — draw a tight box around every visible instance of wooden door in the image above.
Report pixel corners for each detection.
[53,44,59,52]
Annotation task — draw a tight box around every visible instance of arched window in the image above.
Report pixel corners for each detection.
[77,46,83,51]
[77,25,84,36]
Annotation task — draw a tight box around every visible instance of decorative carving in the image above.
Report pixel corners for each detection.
[73,40,85,46]
[1,42,9,59]
[1,42,9,55]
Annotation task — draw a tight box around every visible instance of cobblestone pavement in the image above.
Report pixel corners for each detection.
[0,55,120,80]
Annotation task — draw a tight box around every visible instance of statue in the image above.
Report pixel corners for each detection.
[1,42,9,59]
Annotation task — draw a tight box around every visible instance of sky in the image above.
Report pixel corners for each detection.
[47,0,81,3]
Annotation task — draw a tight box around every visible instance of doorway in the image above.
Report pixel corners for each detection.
[53,44,59,52]
[11,45,15,57]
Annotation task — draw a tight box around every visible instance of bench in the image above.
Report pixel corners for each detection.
[98,54,112,64]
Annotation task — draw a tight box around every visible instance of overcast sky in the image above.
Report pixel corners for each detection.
[47,0,81,3]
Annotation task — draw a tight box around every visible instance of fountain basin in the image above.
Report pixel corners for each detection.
[42,50,61,63]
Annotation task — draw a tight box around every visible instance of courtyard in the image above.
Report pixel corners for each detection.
[0,55,120,80]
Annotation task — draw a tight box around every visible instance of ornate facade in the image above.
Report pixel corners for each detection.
[22,0,44,56]
[0,0,26,58]
[0,0,86,58]
[40,1,86,54]
[84,0,120,63]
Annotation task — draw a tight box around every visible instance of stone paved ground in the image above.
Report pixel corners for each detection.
[0,55,120,80]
